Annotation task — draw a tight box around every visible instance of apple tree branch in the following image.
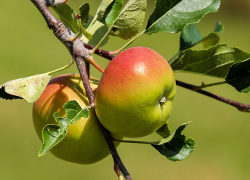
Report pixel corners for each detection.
[30,0,132,179]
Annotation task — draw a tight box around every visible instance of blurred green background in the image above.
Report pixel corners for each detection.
[0,0,250,179]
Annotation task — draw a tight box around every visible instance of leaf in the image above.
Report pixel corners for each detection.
[202,22,223,48]
[96,0,116,21]
[146,0,220,34]
[63,100,90,124]
[52,4,79,33]
[38,125,66,157]
[226,58,250,93]
[214,21,223,33]
[110,0,147,39]
[152,123,195,161]
[38,100,90,156]
[180,24,202,50]
[103,0,123,25]
[156,123,171,138]
[0,73,51,103]
[171,44,250,78]
[79,3,90,26]
[81,19,109,46]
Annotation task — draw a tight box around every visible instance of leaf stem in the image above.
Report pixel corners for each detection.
[110,30,146,55]
[89,25,114,54]
[87,56,104,73]
[113,138,154,145]
[47,59,74,75]
[169,50,182,64]
[194,80,227,90]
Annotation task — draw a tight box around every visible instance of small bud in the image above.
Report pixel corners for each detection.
[46,0,67,6]
[75,14,81,19]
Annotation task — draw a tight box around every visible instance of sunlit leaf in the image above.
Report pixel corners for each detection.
[103,0,123,25]
[110,0,147,39]
[0,73,51,103]
[38,125,66,157]
[146,0,220,34]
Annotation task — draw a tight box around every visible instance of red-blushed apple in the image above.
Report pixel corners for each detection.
[95,47,176,138]
[33,74,118,164]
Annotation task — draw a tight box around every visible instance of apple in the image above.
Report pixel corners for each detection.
[33,74,117,164]
[95,47,176,138]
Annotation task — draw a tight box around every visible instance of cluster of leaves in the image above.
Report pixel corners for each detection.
[172,22,250,93]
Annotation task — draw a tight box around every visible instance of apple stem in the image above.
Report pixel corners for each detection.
[31,1,133,179]
[176,80,250,112]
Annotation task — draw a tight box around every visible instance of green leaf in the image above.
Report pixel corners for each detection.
[38,100,90,156]
[152,123,195,161]
[52,4,79,33]
[202,22,223,48]
[180,24,202,50]
[214,21,223,33]
[63,100,90,124]
[146,0,220,34]
[110,0,147,39]
[79,3,90,26]
[81,19,109,46]
[226,58,250,93]
[103,0,123,25]
[0,73,51,103]
[156,123,171,138]
[96,0,116,21]
[38,125,66,157]
[171,44,250,78]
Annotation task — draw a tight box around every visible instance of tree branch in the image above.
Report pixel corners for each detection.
[30,0,132,179]
[176,80,250,112]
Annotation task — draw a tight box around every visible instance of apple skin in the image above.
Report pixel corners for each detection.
[95,47,176,138]
[33,74,117,164]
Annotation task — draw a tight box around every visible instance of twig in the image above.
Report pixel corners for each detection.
[84,61,90,78]
[83,43,114,60]
[99,124,132,180]
[193,80,227,90]
[30,0,132,179]
[176,80,250,112]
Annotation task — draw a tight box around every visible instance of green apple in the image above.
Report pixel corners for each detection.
[33,74,117,164]
[95,47,176,138]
